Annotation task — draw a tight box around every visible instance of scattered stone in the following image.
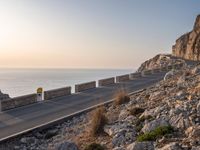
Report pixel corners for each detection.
[127,141,154,150]
[56,141,78,150]
[157,142,182,150]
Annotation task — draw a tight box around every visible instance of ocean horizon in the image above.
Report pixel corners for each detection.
[0,68,134,97]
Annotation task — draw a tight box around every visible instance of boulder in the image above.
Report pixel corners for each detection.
[104,123,135,137]
[142,118,169,133]
[112,128,136,147]
[104,122,137,147]
[127,142,154,150]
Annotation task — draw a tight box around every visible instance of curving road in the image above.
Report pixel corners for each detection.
[0,71,167,142]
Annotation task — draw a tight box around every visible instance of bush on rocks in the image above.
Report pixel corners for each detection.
[84,143,105,150]
[137,126,174,142]
[90,107,108,136]
[114,91,130,106]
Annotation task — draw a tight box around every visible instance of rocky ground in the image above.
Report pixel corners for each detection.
[1,57,200,150]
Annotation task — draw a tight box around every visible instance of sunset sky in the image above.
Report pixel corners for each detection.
[0,0,199,69]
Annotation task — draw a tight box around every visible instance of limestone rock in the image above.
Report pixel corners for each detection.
[142,118,169,133]
[127,142,154,150]
[172,15,200,61]
[157,142,182,150]
[105,122,137,147]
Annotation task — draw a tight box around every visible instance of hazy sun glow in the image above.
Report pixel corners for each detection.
[0,0,199,69]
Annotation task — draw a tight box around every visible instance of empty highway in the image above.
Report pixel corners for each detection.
[0,71,167,142]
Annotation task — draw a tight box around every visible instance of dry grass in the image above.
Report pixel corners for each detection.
[90,107,108,136]
[114,90,130,106]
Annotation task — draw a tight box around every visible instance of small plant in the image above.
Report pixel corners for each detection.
[137,126,174,142]
[129,107,145,116]
[84,143,105,150]
[90,107,108,136]
[114,90,130,106]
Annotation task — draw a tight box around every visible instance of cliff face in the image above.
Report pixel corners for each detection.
[172,15,200,60]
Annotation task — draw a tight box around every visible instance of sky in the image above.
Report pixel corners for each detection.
[0,0,199,69]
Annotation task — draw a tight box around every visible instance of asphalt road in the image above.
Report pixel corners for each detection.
[0,71,167,141]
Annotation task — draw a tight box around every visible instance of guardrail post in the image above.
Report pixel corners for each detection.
[37,87,43,102]
[75,81,96,93]
[129,73,142,80]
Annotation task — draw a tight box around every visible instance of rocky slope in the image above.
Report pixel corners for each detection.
[137,54,185,72]
[1,63,200,150]
[172,15,200,60]
[0,90,9,101]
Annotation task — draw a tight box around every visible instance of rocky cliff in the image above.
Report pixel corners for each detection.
[172,15,200,60]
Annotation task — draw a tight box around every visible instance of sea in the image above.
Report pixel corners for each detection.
[0,68,133,97]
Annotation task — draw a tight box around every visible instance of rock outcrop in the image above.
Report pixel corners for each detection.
[0,90,9,101]
[137,54,185,72]
[172,15,200,60]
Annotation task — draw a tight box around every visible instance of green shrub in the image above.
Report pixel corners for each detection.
[114,91,130,106]
[137,126,174,142]
[84,143,105,150]
[90,107,108,136]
